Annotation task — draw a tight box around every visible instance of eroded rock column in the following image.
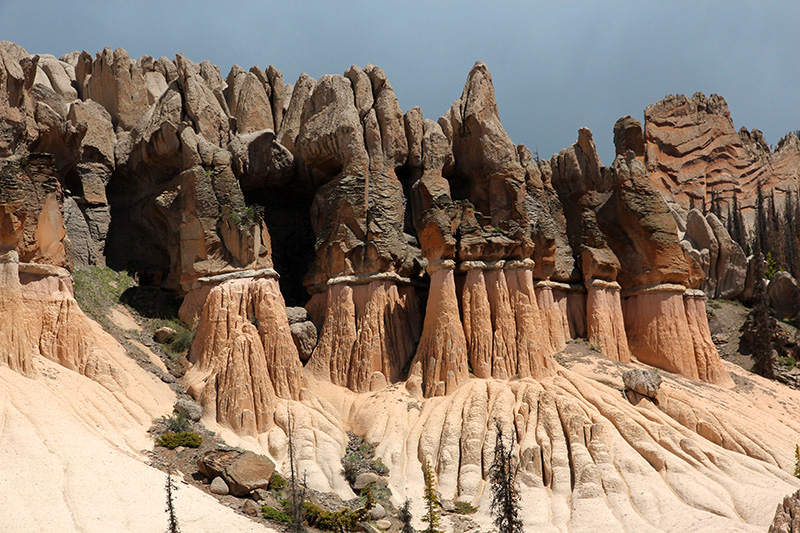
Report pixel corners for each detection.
[185,274,305,435]
[684,289,733,386]
[409,261,469,397]
[585,279,630,362]
[622,284,697,378]
[308,275,422,392]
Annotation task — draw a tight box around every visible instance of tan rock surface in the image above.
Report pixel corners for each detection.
[408,263,469,397]
[185,277,304,435]
[623,286,699,378]
[0,318,275,533]
[233,355,800,533]
[644,92,800,235]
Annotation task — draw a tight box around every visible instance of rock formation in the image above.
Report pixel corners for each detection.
[0,42,732,399]
[6,40,800,533]
[771,489,800,533]
[644,92,800,240]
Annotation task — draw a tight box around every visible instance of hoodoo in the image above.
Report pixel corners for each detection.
[3,40,800,532]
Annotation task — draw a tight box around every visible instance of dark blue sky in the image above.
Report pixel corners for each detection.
[2,1,798,164]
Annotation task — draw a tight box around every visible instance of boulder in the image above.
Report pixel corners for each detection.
[369,503,386,520]
[198,450,275,497]
[290,320,317,361]
[174,398,202,422]
[210,476,229,496]
[622,368,661,398]
[353,471,388,490]
[242,499,260,516]
[768,271,799,319]
[154,326,176,344]
[375,519,391,531]
[286,306,308,324]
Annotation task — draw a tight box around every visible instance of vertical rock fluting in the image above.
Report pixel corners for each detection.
[407,61,561,397]
[605,149,729,384]
[307,279,422,392]
[296,64,425,393]
[534,281,568,353]
[549,128,630,361]
[622,284,697,377]
[408,261,469,397]
[684,289,733,385]
[503,261,555,377]
[185,276,305,435]
[586,279,630,362]
[0,250,125,386]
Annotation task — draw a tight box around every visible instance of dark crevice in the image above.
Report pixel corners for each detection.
[244,182,317,307]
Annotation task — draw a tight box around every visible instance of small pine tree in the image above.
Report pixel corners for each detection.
[165,467,180,533]
[794,445,800,479]
[490,421,523,533]
[749,254,776,379]
[399,498,415,533]
[421,460,442,533]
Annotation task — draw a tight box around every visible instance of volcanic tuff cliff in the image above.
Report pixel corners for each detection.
[2,41,799,532]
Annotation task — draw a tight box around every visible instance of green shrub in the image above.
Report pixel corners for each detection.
[303,501,371,532]
[795,445,800,479]
[163,412,191,433]
[169,326,195,354]
[72,266,136,322]
[269,472,287,490]
[152,318,195,357]
[341,431,389,486]
[452,501,478,515]
[156,431,202,449]
[262,505,292,523]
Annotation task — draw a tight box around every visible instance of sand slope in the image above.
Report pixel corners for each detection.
[0,345,275,532]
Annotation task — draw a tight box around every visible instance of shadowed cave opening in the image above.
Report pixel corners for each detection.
[244,182,317,308]
[104,172,175,283]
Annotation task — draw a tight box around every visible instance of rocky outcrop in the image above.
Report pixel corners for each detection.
[307,279,422,393]
[644,92,800,238]
[0,154,69,268]
[6,42,800,533]
[185,276,304,435]
[768,271,799,320]
[198,449,276,497]
[681,208,746,299]
[0,250,141,389]
[770,489,800,533]
[0,43,731,416]
[549,128,629,361]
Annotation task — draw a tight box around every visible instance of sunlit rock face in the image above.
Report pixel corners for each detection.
[0,42,731,420]
[7,41,799,533]
[644,92,800,238]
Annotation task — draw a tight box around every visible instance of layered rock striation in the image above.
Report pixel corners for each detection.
[0,42,731,424]
[7,41,800,533]
[644,92,800,238]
